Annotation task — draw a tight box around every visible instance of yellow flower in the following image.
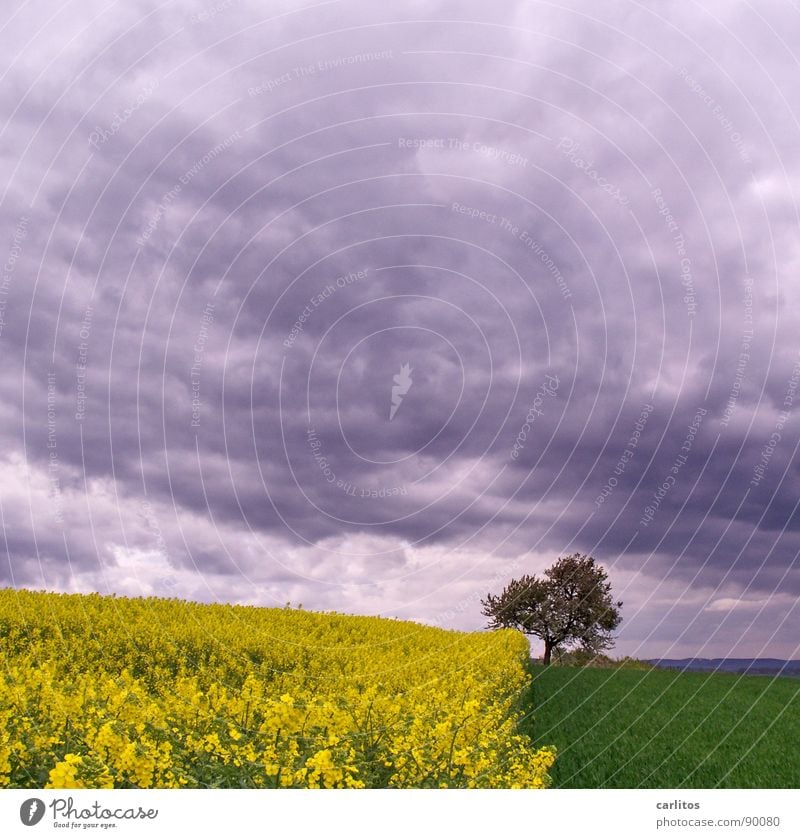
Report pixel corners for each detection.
[46,754,86,789]
[0,589,555,789]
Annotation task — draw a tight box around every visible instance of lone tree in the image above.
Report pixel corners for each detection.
[481,553,622,665]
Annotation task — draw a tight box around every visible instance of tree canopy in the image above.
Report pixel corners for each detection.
[481,553,622,664]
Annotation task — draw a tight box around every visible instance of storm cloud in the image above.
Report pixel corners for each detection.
[2,0,799,658]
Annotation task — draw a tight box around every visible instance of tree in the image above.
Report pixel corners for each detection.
[481,554,622,665]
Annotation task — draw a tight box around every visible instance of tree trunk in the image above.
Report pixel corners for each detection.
[543,640,553,665]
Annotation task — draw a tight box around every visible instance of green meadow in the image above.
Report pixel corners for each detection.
[522,664,800,788]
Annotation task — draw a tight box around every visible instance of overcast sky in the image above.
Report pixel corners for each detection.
[2,0,799,658]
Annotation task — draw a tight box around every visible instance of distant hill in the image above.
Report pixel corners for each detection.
[647,658,800,677]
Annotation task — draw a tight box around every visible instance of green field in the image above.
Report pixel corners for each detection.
[521,664,800,788]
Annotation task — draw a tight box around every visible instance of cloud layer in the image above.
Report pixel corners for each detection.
[2,0,799,658]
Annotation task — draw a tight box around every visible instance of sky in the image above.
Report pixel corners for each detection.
[1,0,799,659]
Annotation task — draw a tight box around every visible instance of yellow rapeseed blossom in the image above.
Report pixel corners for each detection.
[0,589,555,788]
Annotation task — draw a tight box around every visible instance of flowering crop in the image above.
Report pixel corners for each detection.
[0,589,555,789]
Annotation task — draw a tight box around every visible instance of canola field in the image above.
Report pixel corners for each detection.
[0,589,554,789]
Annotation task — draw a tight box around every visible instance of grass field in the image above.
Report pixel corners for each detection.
[521,664,800,788]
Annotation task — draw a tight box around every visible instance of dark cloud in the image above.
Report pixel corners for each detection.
[1,0,799,658]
